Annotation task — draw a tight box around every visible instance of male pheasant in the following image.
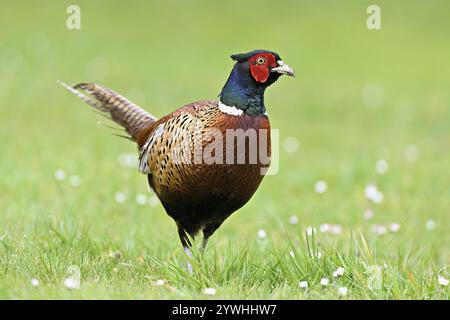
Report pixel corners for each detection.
[60,49,294,255]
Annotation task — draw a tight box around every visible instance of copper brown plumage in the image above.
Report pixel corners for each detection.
[60,49,294,255]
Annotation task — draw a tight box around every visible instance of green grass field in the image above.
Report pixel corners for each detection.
[0,1,449,299]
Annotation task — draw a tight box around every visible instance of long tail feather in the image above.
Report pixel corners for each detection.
[59,81,157,141]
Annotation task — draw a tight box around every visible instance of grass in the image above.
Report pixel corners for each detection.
[0,0,449,299]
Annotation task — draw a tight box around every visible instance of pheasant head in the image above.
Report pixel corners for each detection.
[219,49,294,116]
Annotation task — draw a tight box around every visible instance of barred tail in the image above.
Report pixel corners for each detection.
[59,81,157,141]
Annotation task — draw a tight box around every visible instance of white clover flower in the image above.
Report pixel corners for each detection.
[319,223,331,233]
[333,267,345,278]
[153,279,166,286]
[306,226,317,236]
[317,252,323,259]
[69,175,81,187]
[372,224,387,236]
[64,278,80,290]
[283,136,299,154]
[202,287,217,295]
[337,287,348,296]
[118,153,138,168]
[438,275,449,286]
[375,159,389,175]
[64,265,80,289]
[404,144,420,162]
[289,251,295,258]
[54,169,66,181]
[31,278,40,287]
[257,229,267,239]
[299,281,308,289]
[365,184,377,199]
[363,209,374,220]
[366,265,383,290]
[135,194,147,206]
[425,219,437,231]
[314,180,328,194]
[289,215,299,225]
[147,195,160,207]
[372,192,384,204]
[330,224,343,235]
[114,192,126,204]
[320,278,329,286]
[389,223,400,233]
[365,184,384,204]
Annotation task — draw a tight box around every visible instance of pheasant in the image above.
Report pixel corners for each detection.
[60,49,294,257]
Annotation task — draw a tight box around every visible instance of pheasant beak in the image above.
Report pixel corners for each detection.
[271,60,295,77]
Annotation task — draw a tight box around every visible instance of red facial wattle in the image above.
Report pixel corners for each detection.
[248,53,278,83]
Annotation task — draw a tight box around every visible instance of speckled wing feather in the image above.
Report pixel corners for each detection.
[137,100,219,191]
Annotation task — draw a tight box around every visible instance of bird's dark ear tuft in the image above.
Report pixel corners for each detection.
[231,50,280,62]
[230,53,248,62]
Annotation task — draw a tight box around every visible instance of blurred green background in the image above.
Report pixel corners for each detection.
[0,1,448,299]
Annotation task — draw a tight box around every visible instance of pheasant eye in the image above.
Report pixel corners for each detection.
[256,57,266,65]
